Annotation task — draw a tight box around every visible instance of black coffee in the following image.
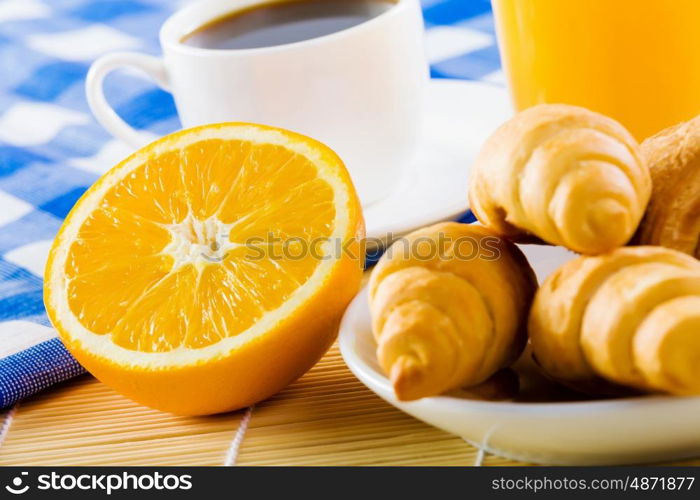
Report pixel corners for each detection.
[182,0,395,50]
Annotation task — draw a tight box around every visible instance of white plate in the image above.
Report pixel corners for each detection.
[364,79,511,244]
[339,245,700,465]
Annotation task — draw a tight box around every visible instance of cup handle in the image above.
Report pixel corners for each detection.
[86,52,171,149]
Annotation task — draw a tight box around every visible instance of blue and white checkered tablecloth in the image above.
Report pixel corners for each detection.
[0,0,503,409]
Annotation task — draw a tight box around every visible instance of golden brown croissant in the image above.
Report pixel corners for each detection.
[529,246,700,395]
[636,115,700,258]
[469,104,651,254]
[369,222,537,401]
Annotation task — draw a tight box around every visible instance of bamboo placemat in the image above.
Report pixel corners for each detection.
[0,344,504,466]
[2,343,700,466]
[2,340,699,466]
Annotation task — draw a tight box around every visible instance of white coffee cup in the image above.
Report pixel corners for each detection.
[86,0,428,206]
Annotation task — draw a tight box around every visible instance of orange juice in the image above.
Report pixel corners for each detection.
[492,0,700,140]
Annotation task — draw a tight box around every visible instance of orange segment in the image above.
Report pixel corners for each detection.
[101,150,189,224]
[66,208,173,334]
[45,123,365,415]
[179,139,252,220]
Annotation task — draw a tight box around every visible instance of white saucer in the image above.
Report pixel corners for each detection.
[364,79,511,244]
[339,245,700,465]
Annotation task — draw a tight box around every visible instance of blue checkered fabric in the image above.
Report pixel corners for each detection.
[0,0,503,408]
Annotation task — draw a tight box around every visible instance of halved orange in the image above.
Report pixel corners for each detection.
[44,123,365,415]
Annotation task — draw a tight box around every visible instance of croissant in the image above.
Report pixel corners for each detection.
[469,104,652,254]
[369,222,537,401]
[636,115,700,258]
[529,246,700,395]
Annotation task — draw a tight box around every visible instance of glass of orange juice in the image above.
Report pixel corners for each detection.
[492,0,700,140]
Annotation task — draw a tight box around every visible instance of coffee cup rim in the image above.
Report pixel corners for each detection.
[160,0,409,56]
